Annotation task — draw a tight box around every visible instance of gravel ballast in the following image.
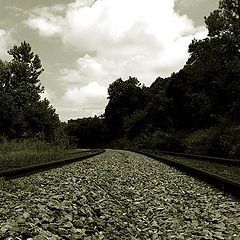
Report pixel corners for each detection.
[0,150,239,239]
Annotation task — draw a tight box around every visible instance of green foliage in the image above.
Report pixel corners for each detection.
[123,110,148,140]
[0,41,62,142]
[186,0,240,124]
[205,0,240,37]
[146,77,173,129]
[66,116,105,148]
[183,128,222,156]
[219,124,240,158]
[149,130,183,152]
[164,0,240,133]
[183,122,240,158]
[7,41,44,105]
[104,77,145,138]
[0,138,70,171]
[166,70,195,129]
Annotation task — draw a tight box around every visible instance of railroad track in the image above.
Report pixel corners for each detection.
[2,150,239,239]
[161,150,240,166]
[132,150,240,199]
[0,149,105,180]
[2,147,239,199]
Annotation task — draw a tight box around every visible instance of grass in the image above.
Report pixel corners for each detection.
[0,138,83,171]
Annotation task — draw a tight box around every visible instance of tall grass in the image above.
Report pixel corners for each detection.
[0,138,74,171]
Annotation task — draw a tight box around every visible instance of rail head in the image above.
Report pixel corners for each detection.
[160,150,240,166]
[0,149,105,180]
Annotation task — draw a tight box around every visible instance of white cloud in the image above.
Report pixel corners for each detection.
[27,17,62,37]
[64,81,107,103]
[26,5,64,37]
[60,54,104,86]
[194,26,208,39]
[0,29,12,59]
[26,0,209,120]
[27,0,207,79]
[58,81,108,120]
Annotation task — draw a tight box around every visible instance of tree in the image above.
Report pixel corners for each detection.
[205,0,240,37]
[0,41,61,141]
[7,41,44,106]
[64,0,240,155]
[163,0,240,155]
[146,77,173,130]
[66,116,106,148]
[167,70,198,129]
[123,109,148,140]
[0,59,26,137]
[104,76,145,139]
[177,0,240,127]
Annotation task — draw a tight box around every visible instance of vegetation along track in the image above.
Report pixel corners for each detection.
[0,149,105,180]
[0,150,240,239]
[134,150,240,199]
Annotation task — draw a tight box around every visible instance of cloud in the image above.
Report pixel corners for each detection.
[175,0,200,9]
[40,81,107,121]
[26,0,209,120]
[27,0,207,79]
[64,81,107,103]
[26,5,64,37]
[0,29,12,59]
[6,6,25,17]
[59,81,108,120]
[59,54,104,86]
[27,17,62,37]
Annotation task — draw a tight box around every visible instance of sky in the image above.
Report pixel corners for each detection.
[0,0,219,122]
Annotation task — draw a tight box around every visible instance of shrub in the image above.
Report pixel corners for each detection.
[220,124,240,158]
[148,130,183,152]
[183,128,223,156]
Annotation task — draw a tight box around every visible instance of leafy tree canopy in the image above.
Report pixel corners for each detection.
[0,41,61,141]
[205,0,240,37]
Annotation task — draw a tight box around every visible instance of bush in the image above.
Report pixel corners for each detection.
[149,130,183,152]
[183,128,222,156]
[125,130,183,152]
[109,138,130,149]
[130,133,152,150]
[220,124,240,158]
[183,123,240,158]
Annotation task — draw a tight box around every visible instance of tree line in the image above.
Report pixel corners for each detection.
[66,0,240,158]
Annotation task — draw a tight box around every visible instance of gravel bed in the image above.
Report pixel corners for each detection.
[162,154,240,183]
[0,150,240,240]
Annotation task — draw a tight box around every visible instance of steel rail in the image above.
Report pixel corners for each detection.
[160,150,240,166]
[0,150,105,180]
[133,150,240,199]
